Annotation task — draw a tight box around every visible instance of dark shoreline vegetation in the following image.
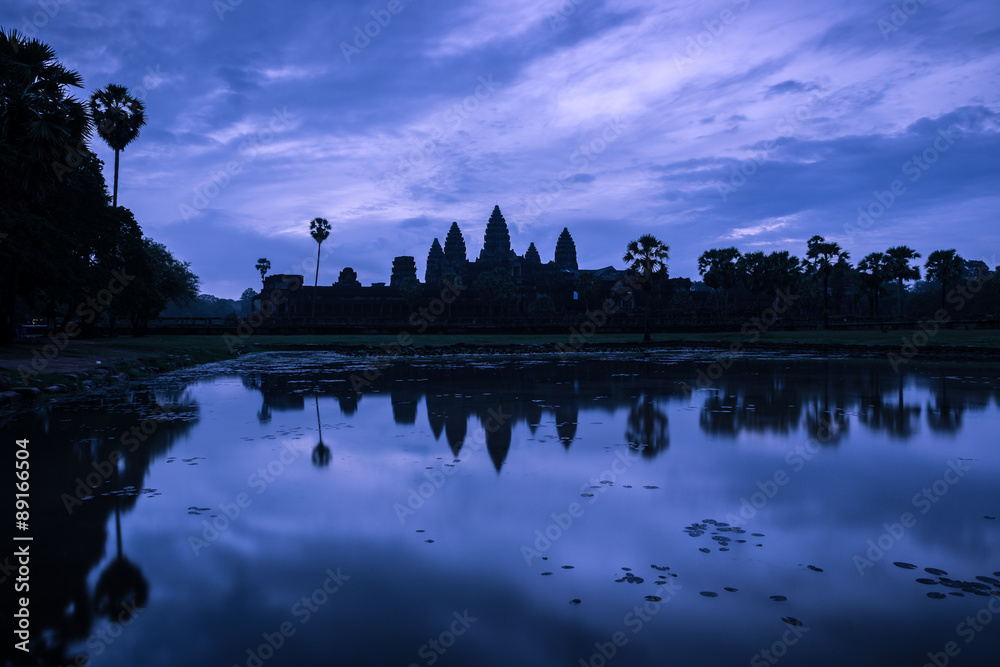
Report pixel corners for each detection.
[3,331,1000,413]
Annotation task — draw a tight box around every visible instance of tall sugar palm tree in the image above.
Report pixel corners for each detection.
[806,235,850,329]
[884,245,921,318]
[623,234,669,342]
[90,83,146,207]
[924,249,965,311]
[857,252,887,317]
[309,217,331,320]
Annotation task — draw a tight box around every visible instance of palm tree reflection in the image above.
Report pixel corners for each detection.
[93,465,148,628]
[312,395,332,467]
[625,393,669,458]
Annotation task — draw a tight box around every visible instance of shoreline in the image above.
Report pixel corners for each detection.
[2,332,999,412]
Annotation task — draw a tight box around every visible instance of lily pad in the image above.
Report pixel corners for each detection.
[699,591,718,597]
[925,567,948,576]
[645,595,662,602]
[769,595,788,602]
[927,592,947,599]
[782,617,803,626]
[893,562,917,570]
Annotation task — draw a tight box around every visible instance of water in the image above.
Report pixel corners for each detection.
[5,351,1000,667]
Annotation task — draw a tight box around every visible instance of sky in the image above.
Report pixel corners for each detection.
[4,0,999,299]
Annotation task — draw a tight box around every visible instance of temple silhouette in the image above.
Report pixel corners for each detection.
[259,205,645,324]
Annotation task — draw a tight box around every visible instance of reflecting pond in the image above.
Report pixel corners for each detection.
[5,351,1000,666]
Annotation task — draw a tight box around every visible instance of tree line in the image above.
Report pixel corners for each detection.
[0,28,198,342]
[696,237,997,326]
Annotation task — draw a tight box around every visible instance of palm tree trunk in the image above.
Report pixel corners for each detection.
[897,278,903,317]
[113,149,120,207]
[643,291,651,343]
[311,244,321,321]
[822,273,829,329]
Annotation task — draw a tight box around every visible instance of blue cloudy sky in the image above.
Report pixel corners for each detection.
[5,0,999,298]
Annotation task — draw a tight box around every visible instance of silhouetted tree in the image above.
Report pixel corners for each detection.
[885,245,921,317]
[857,252,888,317]
[698,247,740,313]
[623,234,669,342]
[309,217,331,319]
[924,249,965,311]
[256,257,271,282]
[90,83,146,207]
[806,235,849,328]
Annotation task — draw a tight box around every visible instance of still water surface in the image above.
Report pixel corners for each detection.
[6,352,1000,667]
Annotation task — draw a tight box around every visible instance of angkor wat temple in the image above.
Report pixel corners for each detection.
[261,205,648,324]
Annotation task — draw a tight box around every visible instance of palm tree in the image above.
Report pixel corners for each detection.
[884,245,921,317]
[89,84,146,207]
[0,29,91,200]
[255,257,270,282]
[1,29,91,342]
[805,235,850,328]
[309,217,331,320]
[623,234,669,342]
[857,252,887,317]
[697,247,740,314]
[924,249,965,311]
